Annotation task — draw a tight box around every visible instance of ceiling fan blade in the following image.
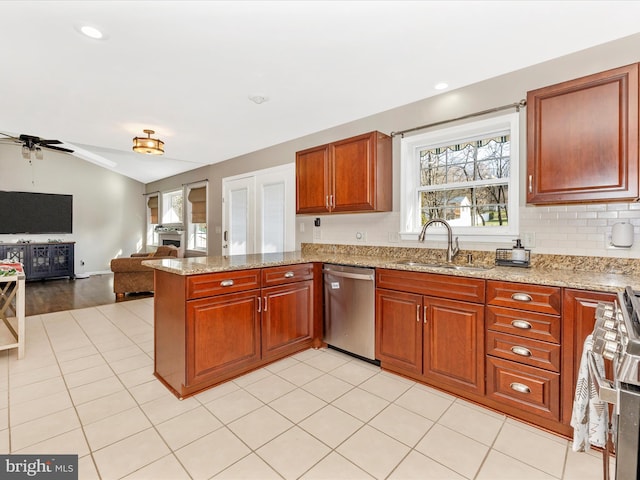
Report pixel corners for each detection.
[43,144,74,153]
[38,139,63,145]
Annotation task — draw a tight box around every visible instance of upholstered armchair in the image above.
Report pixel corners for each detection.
[110,245,179,301]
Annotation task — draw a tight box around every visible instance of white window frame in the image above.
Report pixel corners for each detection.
[400,112,519,242]
[186,181,208,253]
[145,193,159,247]
[161,188,184,226]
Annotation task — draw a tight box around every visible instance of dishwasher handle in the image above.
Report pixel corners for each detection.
[323,268,374,281]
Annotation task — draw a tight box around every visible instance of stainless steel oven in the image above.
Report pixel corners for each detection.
[588,287,640,480]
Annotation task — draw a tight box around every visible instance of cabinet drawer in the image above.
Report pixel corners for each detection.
[486,281,561,315]
[376,268,485,304]
[187,269,261,299]
[486,356,560,421]
[486,305,560,343]
[486,331,560,372]
[262,263,314,287]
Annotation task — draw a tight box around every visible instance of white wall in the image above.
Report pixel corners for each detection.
[0,145,145,274]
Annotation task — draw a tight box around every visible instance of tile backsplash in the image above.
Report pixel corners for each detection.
[297,201,640,259]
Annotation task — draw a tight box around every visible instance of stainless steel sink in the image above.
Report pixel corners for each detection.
[394,260,493,271]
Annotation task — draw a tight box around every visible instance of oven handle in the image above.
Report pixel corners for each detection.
[587,351,618,406]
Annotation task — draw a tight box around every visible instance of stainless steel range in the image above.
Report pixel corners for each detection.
[589,286,640,480]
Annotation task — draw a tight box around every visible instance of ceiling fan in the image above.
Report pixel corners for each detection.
[0,132,74,160]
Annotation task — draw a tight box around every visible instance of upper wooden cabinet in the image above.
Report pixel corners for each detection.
[526,63,639,204]
[296,131,392,214]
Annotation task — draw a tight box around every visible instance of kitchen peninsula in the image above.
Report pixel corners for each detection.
[145,245,640,437]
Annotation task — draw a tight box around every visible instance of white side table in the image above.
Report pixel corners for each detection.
[0,272,25,359]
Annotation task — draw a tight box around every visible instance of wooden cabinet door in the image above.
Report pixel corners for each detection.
[261,280,314,361]
[296,144,331,214]
[185,290,260,387]
[561,288,616,425]
[375,289,423,374]
[332,132,376,212]
[423,296,485,395]
[527,63,639,204]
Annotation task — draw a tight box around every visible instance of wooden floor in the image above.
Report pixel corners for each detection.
[24,274,152,317]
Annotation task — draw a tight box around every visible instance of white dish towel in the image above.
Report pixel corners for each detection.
[570,334,609,452]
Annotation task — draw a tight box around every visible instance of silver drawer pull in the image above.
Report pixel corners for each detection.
[284,271,295,278]
[511,319,532,330]
[511,293,532,302]
[220,280,234,287]
[510,382,531,394]
[511,346,532,357]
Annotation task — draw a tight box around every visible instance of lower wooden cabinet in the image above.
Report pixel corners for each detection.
[376,269,485,396]
[154,263,318,399]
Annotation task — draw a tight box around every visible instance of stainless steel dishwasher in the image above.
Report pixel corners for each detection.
[323,264,378,363]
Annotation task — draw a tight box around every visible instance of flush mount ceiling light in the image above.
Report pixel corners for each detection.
[132,129,165,155]
[434,82,449,91]
[248,95,268,104]
[75,24,107,40]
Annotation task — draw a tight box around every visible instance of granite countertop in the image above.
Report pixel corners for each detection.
[143,246,640,293]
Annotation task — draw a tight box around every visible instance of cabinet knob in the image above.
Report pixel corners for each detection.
[220,279,234,287]
[510,382,531,394]
[510,346,532,357]
[284,271,295,278]
[511,293,532,302]
[511,319,532,330]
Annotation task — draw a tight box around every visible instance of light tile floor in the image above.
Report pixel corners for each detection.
[0,298,613,479]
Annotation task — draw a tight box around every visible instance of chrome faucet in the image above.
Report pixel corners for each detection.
[418,218,460,263]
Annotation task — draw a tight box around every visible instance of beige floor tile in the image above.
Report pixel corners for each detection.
[10,390,72,426]
[493,422,567,477]
[301,451,374,479]
[291,348,324,362]
[122,454,191,480]
[84,406,152,451]
[505,416,568,444]
[395,385,454,421]
[302,373,354,402]
[193,379,240,404]
[14,428,90,457]
[9,365,61,388]
[129,378,174,405]
[299,404,363,448]
[388,450,465,479]
[336,425,410,479]
[53,344,99,363]
[117,366,156,389]
[563,448,610,480]
[329,361,379,386]
[277,362,325,386]
[9,376,67,404]
[204,388,264,424]
[243,374,297,403]
[232,367,273,387]
[10,407,80,451]
[302,350,350,372]
[64,363,114,389]
[78,455,100,480]
[213,453,282,479]
[92,428,171,479]
[0,429,7,454]
[359,372,413,401]
[175,428,250,479]
[269,388,326,423]
[414,423,488,478]
[76,389,137,425]
[369,404,434,447]
[58,353,106,375]
[156,406,223,450]
[229,406,293,449]
[438,401,505,446]
[257,426,330,480]
[101,344,145,363]
[0,408,6,431]
[140,393,200,424]
[332,387,390,422]
[264,355,300,373]
[68,375,124,406]
[476,450,556,479]
[108,352,153,374]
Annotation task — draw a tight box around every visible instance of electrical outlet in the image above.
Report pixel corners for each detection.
[522,232,535,248]
[355,231,367,242]
[313,226,321,241]
[299,222,305,233]
[388,232,400,243]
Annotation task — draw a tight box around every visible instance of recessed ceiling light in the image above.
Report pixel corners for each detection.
[434,82,449,90]
[79,25,105,40]
[248,95,269,104]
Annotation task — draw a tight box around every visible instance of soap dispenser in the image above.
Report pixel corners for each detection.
[512,239,526,262]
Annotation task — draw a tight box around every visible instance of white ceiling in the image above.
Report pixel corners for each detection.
[2,1,640,184]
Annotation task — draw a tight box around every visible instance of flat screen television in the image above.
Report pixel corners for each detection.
[0,191,73,234]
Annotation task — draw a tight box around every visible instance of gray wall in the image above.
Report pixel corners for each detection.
[0,146,145,274]
[148,33,640,257]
